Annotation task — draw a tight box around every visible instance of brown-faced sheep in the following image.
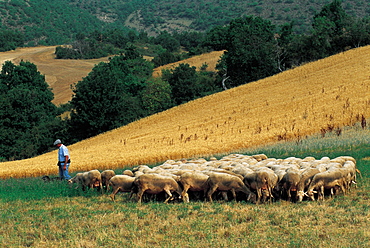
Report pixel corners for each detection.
[101,170,116,192]
[278,170,301,202]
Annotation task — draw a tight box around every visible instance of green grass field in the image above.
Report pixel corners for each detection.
[1,124,370,247]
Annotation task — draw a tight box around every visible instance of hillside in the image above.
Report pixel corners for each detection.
[126,0,370,35]
[0,47,223,105]
[0,46,110,105]
[1,45,370,179]
[0,0,369,45]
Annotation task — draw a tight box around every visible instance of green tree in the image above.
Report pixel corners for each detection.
[0,61,58,160]
[154,31,180,53]
[203,25,229,51]
[0,29,24,52]
[276,22,295,71]
[163,63,200,105]
[141,77,174,115]
[218,16,277,87]
[103,29,129,48]
[69,54,153,141]
[346,17,370,48]
[311,0,350,57]
[152,51,181,67]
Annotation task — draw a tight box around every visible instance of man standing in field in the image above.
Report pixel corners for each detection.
[53,139,71,180]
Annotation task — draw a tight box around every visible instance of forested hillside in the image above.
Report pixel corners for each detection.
[126,0,370,35]
[0,0,369,47]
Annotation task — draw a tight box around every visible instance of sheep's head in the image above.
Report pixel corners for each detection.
[297,190,305,202]
[68,173,83,184]
[306,190,317,201]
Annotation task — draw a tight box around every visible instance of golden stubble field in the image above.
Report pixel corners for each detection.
[1,46,370,179]
[0,46,111,105]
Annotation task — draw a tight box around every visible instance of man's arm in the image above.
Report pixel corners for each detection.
[63,155,69,170]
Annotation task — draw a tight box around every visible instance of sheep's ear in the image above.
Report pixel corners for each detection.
[303,192,309,197]
[312,190,318,193]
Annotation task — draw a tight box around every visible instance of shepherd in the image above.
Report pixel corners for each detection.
[53,139,71,180]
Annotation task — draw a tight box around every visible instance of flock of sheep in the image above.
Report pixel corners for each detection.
[67,153,359,204]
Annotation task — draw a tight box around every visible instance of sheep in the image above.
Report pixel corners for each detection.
[68,170,102,191]
[68,173,84,189]
[123,169,134,177]
[133,173,182,204]
[296,168,320,202]
[231,166,254,178]
[101,170,116,192]
[205,172,255,203]
[278,169,301,202]
[244,168,278,204]
[342,161,359,189]
[306,169,346,201]
[179,171,209,203]
[109,175,136,201]
[252,154,268,161]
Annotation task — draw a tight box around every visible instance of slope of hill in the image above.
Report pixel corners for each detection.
[0,47,223,105]
[0,46,110,105]
[127,0,370,35]
[0,0,369,45]
[1,45,370,179]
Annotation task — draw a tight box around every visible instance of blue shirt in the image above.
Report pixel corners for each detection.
[58,144,70,162]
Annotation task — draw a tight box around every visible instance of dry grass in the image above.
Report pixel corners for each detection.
[152,50,224,77]
[1,183,369,247]
[0,46,110,105]
[1,46,370,179]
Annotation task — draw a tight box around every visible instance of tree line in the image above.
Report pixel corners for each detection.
[1,0,370,161]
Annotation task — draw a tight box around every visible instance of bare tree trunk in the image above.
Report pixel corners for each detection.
[222,76,229,90]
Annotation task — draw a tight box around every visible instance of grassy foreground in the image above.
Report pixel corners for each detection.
[1,125,370,247]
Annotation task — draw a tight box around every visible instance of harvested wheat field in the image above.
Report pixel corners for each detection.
[152,50,225,77]
[1,46,370,179]
[0,46,110,105]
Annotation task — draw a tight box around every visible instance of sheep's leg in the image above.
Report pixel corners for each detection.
[319,186,324,201]
[256,188,262,204]
[230,189,237,201]
[137,189,145,203]
[109,187,120,201]
[287,187,292,202]
[207,186,217,203]
[181,185,190,203]
[340,183,346,195]
[163,189,173,204]
[221,191,228,201]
